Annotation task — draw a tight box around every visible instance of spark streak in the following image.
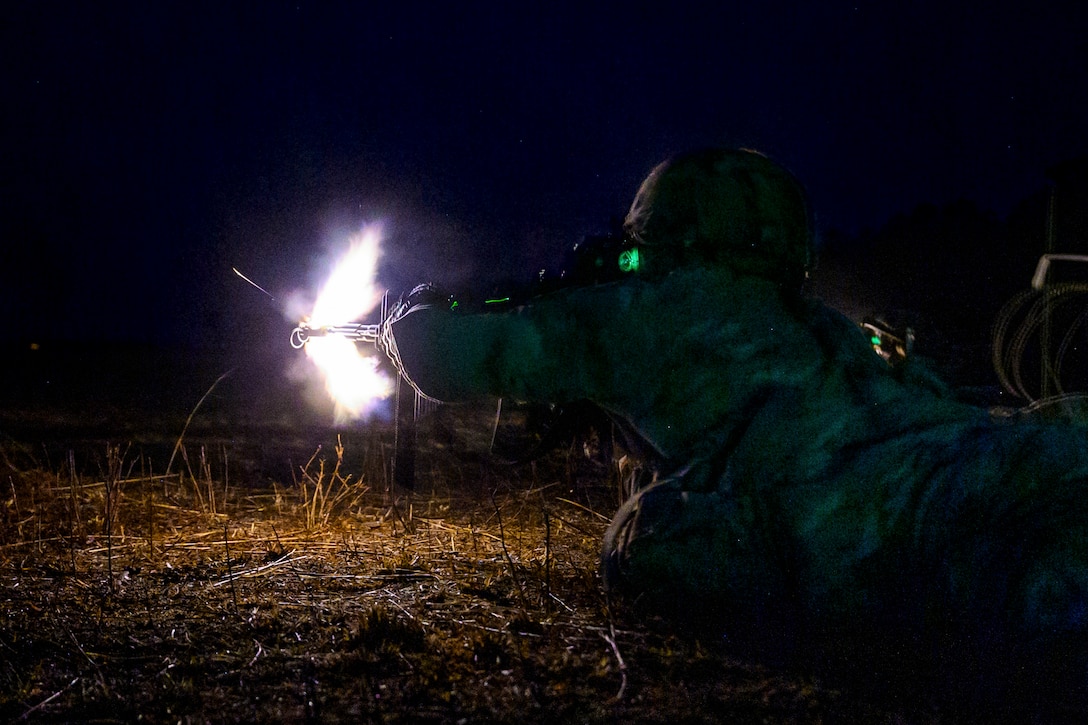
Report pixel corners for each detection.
[232,267,276,300]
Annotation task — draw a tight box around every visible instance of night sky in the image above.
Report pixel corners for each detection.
[4,1,1088,352]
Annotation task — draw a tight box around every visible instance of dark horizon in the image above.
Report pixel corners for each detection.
[4,3,1087,349]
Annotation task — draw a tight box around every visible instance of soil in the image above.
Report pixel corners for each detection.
[0,343,949,723]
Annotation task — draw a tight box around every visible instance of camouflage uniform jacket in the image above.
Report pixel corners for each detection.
[390,263,1088,712]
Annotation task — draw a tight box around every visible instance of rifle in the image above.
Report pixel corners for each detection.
[286,229,642,490]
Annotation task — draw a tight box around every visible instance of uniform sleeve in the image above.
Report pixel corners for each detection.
[386,270,830,460]
[387,289,614,404]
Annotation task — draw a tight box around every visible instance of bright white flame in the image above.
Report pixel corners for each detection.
[310,227,383,327]
[305,335,393,421]
[302,226,393,422]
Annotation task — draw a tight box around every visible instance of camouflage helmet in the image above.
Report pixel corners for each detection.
[623,148,813,284]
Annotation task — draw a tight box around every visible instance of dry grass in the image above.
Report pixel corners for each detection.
[0,416,934,723]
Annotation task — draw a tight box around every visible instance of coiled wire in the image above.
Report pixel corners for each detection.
[992,282,1088,401]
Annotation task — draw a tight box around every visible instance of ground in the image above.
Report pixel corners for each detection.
[0,345,957,723]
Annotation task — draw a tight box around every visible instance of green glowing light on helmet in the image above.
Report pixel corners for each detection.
[618,247,641,273]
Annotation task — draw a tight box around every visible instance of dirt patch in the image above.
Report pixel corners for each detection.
[0,408,940,723]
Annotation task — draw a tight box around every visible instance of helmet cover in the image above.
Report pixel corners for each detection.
[624,148,813,282]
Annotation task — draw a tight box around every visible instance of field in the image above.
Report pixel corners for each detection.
[0,344,940,723]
